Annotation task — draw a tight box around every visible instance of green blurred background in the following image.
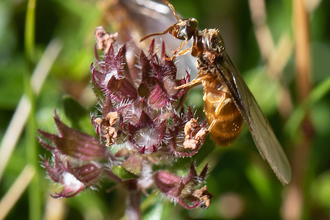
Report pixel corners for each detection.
[1,0,330,219]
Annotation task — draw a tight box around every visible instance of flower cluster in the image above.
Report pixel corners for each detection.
[37,27,211,209]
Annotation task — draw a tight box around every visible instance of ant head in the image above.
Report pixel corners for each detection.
[168,18,198,41]
[140,0,198,43]
[140,18,198,43]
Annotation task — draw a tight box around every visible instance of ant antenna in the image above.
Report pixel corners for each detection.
[139,24,175,42]
[140,0,181,42]
[162,0,180,21]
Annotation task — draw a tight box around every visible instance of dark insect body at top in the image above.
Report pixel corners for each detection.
[140,0,291,184]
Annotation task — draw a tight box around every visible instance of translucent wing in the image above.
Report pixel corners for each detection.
[215,54,291,184]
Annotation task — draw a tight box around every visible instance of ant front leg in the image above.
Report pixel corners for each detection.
[175,75,208,90]
[166,47,191,61]
[172,40,188,55]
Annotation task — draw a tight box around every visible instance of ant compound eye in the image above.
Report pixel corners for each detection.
[185,18,198,39]
[178,27,189,39]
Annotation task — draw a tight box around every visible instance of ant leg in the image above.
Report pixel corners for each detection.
[172,40,188,55]
[208,120,216,133]
[166,48,191,61]
[175,75,208,90]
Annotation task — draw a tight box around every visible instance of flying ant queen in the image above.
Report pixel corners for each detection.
[140,0,291,184]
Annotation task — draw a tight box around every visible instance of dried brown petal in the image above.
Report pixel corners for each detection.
[94,26,118,54]
[192,186,213,209]
[183,118,208,150]
[94,112,119,146]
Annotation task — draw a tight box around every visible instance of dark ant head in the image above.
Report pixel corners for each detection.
[168,18,198,41]
[140,18,198,42]
[140,0,198,43]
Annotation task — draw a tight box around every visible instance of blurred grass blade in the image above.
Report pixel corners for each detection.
[24,0,36,62]
[246,163,274,204]
[0,165,35,220]
[143,202,163,220]
[63,95,88,130]
[285,75,330,139]
[0,39,62,181]
[141,192,158,212]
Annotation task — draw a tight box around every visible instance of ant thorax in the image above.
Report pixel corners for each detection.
[192,29,226,65]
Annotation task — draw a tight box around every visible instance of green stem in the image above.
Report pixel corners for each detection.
[25,0,36,62]
[126,180,141,220]
[25,81,40,220]
[24,0,41,219]
[285,75,330,140]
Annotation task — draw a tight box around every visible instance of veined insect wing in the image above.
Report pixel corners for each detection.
[215,54,292,184]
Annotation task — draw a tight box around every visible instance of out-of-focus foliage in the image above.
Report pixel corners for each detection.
[1,0,330,219]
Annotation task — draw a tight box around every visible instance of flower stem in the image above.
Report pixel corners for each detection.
[126,180,141,220]
[25,0,41,219]
[25,0,36,63]
[283,0,313,219]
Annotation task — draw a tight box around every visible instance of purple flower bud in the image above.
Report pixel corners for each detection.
[38,112,108,161]
[153,163,211,209]
[42,154,101,198]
